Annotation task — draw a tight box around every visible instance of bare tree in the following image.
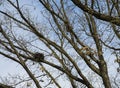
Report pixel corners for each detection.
[0,83,14,88]
[0,0,119,88]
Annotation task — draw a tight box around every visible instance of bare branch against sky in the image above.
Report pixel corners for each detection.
[0,0,120,88]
